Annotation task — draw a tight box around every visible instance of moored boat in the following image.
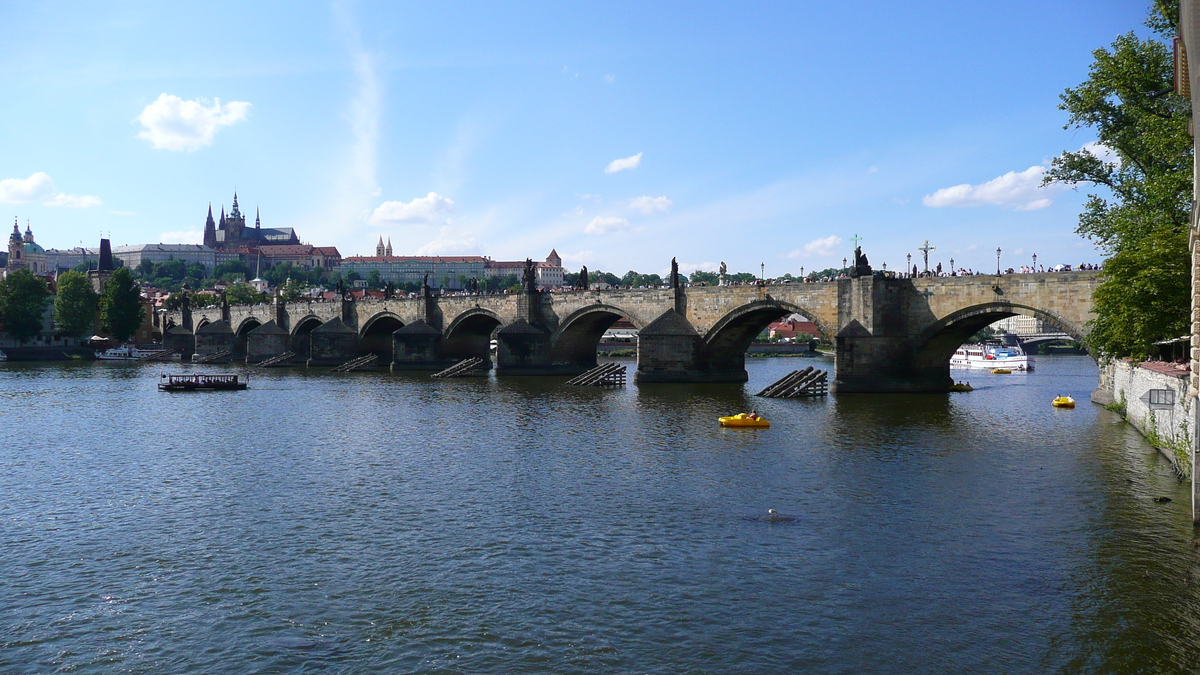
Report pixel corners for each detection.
[158,373,248,391]
[98,345,175,361]
[1052,395,1075,408]
[951,342,1034,372]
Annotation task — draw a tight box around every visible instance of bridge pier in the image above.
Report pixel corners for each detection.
[163,325,194,360]
[307,318,358,367]
[493,319,579,375]
[634,309,747,383]
[193,320,234,363]
[245,321,289,363]
[391,320,453,370]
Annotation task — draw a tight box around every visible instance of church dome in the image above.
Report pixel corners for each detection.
[23,241,45,255]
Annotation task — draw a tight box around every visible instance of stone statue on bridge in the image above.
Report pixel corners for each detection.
[671,257,680,289]
[719,262,727,286]
[580,266,588,291]
[523,258,538,293]
[849,246,872,278]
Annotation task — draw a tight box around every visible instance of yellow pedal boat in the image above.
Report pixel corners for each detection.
[1052,395,1076,408]
[720,413,770,428]
[991,368,1012,374]
[949,382,974,392]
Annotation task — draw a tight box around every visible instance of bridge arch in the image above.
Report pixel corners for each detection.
[701,300,832,370]
[291,315,324,359]
[550,303,640,369]
[359,312,405,358]
[909,302,1089,371]
[443,308,504,363]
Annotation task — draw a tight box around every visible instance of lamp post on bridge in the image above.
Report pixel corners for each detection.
[843,257,847,276]
[1032,252,1037,271]
[950,258,954,276]
[906,253,912,278]
[996,247,1002,275]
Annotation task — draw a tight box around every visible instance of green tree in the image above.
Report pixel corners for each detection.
[367,270,383,289]
[100,267,144,342]
[0,269,50,343]
[225,282,266,306]
[690,270,719,285]
[1042,1,1191,359]
[53,271,99,337]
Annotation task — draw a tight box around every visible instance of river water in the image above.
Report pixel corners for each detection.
[2,355,1198,673]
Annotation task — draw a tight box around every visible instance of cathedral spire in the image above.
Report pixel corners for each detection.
[220,206,226,227]
[376,236,385,257]
[385,237,392,257]
[204,203,217,248]
[230,191,241,219]
[255,207,261,229]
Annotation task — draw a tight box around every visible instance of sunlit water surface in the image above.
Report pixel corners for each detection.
[2,355,1199,673]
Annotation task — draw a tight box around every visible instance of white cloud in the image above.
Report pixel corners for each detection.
[559,250,595,266]
[922,165,1065,211]
[787,235,842,258]
[604,74,616,84]
[604,152,642,174]
[44,193,102,208]
[136,94,251,152]
[0,172,55,203]
[159,230,204,244]
[867,165,878,174]
[369,192,455,225]
[0,172,100,207]
[1082,141,1119,166]
[678,261,721,275]
[629,195,673,215]
[415,227,479,255]
[584,216,631,234]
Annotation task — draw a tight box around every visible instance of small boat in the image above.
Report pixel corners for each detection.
[158,373,248,391]
[949,382,973,392]
[1052,395,1075,408]
[98,345,175,361]
[719,413,770,428]
[951,342,1034,371]
[991,368,1012,375]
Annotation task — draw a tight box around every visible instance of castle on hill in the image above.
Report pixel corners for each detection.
[202,192,299,250]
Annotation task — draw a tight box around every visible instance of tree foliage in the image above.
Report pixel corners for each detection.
[0,269,50,343]
[53,271,98,337]
[225,282,267,306]
[1042,3,1192,359]
[100,267,144,342]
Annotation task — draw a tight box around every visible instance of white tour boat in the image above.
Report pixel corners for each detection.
[96,345,174,361]
[951,342,1034,372]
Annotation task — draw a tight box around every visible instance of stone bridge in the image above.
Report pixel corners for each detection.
[166,270,1101,392]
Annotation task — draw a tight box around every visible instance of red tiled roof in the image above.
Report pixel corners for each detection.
[311,246,341,256]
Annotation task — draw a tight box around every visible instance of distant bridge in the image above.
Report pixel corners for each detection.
[166,270,1101,393]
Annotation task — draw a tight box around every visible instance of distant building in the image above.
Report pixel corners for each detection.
[111,244,240,271]
[481,250,566,290]
[339,255,488,289]
[990,315,1044,335]
[4,219,50,277]
[259,244,342,271]
[768,317,821,340]
[202,192,300,250]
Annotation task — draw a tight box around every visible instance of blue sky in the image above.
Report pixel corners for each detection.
[0,1,1150,277]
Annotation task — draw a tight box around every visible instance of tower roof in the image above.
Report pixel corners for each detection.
[255,207,260,228]
[10,219,20,242]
